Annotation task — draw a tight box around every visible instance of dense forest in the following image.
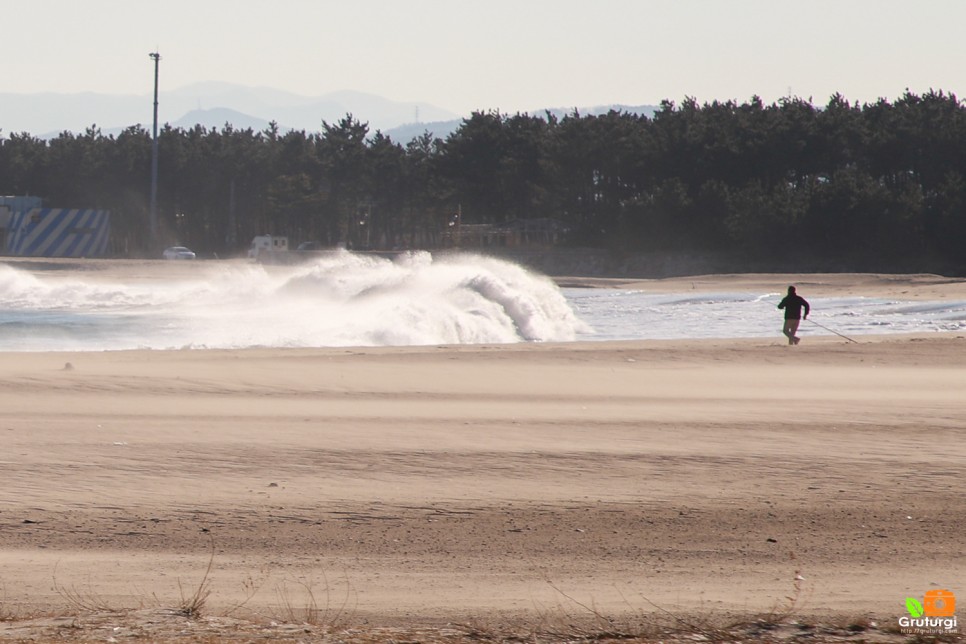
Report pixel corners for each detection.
[2,90,965,272]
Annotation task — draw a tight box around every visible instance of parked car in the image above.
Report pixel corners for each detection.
[296,241,321,251]
[162,246,196,260]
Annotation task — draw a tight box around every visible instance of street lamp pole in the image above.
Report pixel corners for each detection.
[149,52,161,245]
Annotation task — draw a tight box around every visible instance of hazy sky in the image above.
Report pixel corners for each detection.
[6,0,964,113]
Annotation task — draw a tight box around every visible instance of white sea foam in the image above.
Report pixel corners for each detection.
[0,252,589,351]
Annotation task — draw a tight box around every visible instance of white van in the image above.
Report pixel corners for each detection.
[248,235,289,259]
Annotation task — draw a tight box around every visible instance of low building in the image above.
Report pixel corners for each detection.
[442,217,571,248]
[0,196,110,258]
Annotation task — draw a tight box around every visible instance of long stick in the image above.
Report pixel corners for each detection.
[807,318,858,343]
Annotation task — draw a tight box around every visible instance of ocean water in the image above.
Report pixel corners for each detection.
[1,251,965,352]
[567,288,966,341]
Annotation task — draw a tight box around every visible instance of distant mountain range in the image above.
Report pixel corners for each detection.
[0,82,658,143]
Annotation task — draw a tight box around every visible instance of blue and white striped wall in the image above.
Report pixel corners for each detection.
[5,208,111,258]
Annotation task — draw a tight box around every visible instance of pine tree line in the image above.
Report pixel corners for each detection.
[2,90,965,271]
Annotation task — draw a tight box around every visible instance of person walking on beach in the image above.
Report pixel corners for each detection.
[777,286,810,345]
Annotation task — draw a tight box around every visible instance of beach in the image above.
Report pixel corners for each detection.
[1,265,965,641]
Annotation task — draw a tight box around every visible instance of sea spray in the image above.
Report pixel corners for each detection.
[271,251,590,346]
[0,252,589,351]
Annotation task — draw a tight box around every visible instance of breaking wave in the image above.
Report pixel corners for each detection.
[0,251,590,351]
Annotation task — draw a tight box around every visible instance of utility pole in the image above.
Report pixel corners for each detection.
[149,51,161,246]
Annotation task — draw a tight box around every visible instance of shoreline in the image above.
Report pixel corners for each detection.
[555,271,966,298]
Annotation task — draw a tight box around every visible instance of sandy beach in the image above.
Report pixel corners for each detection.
[1,264,964,641]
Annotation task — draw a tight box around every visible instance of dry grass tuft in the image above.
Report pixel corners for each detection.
[175,544,215,619]
[0,588,21,623]
[52,564,122,614]
[269,567,356,628]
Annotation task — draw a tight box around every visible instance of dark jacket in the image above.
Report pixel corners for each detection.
[778,294,810,320]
